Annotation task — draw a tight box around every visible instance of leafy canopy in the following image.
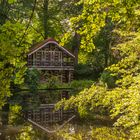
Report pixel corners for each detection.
[56,0,140,138]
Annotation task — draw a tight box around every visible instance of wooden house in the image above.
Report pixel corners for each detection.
[27,38,75,83]
[25,38,75,125]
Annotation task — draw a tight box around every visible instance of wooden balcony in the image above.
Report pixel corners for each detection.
[28,60,74,70]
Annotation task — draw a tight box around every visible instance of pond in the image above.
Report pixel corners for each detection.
[0,121,127,140]
[0,111,128,140]
[0,89,128,140]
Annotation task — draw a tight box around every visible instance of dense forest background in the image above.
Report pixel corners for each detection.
[0,0,140,139]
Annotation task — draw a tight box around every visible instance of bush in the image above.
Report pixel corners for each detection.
[100,71,116,88]
[24,69,40,92]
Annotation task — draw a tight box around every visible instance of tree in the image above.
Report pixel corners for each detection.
[56,0,140,138]
[0,1,37,129]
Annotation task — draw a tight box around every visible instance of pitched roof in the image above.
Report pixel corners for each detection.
[28,38,75,58]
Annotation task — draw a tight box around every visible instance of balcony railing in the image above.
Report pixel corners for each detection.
[28,60,74,67]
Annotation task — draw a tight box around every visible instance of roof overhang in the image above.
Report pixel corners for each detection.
[28,40,75,58]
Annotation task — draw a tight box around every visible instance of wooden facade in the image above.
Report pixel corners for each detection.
[28,38,75,83]
[26,104,74,125]
[26,38,75,124]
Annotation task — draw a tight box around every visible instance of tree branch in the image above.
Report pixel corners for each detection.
[18,0,37,47]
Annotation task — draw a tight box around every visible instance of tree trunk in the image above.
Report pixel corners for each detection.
[0,0,9,25]
[72,33,80,65]
[43,0,49,38]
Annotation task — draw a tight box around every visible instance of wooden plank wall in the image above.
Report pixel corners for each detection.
[26,104,74,126]
[28,43,74,68]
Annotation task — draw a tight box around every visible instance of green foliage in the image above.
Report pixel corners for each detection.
[100,71,116,88]
[24,69,40,93]
[9,104,22,125]
[16,125,36,140]
[8,0,17,4]
[102,32,140,135]
[16,124,58,140]
[74,64,100,80]
[67,80,93,92]
[57,33,140,138]
[38,77,93,91]
[56,0,140,138]
[90,127,126,140]
[0,21,29,108]
[61,0,140,52]
[1,0,140,139]
[57,125,126,140]
[56,83,106,117]
[46,75,60,89]
[38,75,62,89]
